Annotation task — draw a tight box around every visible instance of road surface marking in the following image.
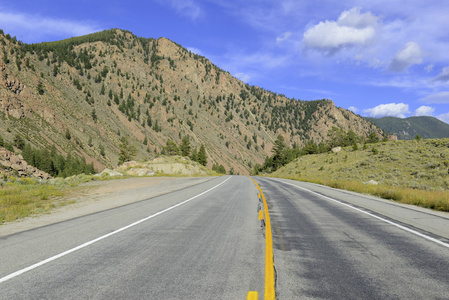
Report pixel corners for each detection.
[251,178,275,300]
[275,179,449,249]
[0,176,232,284]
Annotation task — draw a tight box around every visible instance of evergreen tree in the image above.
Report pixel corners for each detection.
[190,147,198,162]
[272,135,286,170]
[118,137,137,165]
[197,144,207,166]
[163,140,179,156]
[99,144,105,157]
[37,81,45,95]
[91,109,97,122]
[180,137,191,157]
[367,132,379,144]
[13,134,25,150]
[65,129,71,140]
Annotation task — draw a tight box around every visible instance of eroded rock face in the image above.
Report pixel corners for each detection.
[0,63,32,119]
[0,148,51,179]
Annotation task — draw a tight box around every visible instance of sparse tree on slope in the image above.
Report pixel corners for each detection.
[163,140,179,156]
[118,137,137,165]
[180,137,191,157]
[197,144,207,166]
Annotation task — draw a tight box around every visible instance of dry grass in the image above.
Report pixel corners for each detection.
[0,177,64,223]
[0,158,218,224]
[272,139,449,212]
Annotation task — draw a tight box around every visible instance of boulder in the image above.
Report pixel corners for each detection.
[331,147,342,153]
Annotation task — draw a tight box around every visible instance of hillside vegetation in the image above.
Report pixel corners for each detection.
[366,116,449,140]
[272,138,449,211]
[0,29,383,175]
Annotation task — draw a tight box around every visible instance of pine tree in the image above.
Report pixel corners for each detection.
[180,137,191,157]
[118,137,137,165]
[163,140,179,156]
[91,109,97,122]
[65,129,71,140]
[197,144,207,166]
[190,147,198,162]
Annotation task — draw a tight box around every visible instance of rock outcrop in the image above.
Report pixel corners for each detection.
[0,148,51,179]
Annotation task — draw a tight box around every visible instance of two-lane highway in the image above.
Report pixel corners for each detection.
[1,175,449,299]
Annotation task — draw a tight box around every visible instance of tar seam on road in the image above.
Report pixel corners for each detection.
[274,179,449,249]
[0,176,232,284]
[250,177,276,300]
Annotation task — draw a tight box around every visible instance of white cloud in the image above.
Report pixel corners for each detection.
[276,31,292,43]
[348,106,358,113]
[157,0,202,20]
[302,7,378,52]
[432,66,449,82]
[425,64,434,73]
[234,72,251,83]
[414,106,435,116]
[0,11,99,42]
[388,42,423,72]
[419,91,449,104]
[437,112,449,123]
[187,47,203,55]
[364,103,410,118]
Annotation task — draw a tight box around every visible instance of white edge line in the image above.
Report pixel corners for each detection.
[272,178,449,249]
[0,176,232,284]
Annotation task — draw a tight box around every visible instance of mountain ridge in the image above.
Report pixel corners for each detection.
[365,116,449,140]
[0,28,384,175]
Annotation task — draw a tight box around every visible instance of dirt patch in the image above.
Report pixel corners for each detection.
[0,176,213,237]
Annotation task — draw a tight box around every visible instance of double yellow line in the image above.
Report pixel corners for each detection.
[248,178,275,300]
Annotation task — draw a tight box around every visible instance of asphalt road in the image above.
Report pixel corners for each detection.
[1,175,449,299]
[256,177,449,299]
[0,176,264,299]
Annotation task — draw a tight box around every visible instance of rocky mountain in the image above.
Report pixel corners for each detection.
[366,116,449,140]
[0,29,384,175]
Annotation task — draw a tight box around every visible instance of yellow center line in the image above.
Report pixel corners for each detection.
[250,177,275,300]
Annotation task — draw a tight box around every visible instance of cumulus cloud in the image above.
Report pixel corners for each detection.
[419,91,449,104]
[414,106,435,116]
[302,7,378,53]
[388,42,423,72]
[364,103,410,118]
[432,66,449,82]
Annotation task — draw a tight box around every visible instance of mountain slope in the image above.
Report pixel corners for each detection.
[366,116,449,140]
[0,29,384,175]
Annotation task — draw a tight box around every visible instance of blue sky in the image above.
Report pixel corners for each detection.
[1,0,449,123]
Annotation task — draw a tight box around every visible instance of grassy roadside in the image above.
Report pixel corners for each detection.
[0,177,65,223]
[0,174,117,224]
[0,157,220,224]
[272,175,449,212]
[271,139,449,212]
